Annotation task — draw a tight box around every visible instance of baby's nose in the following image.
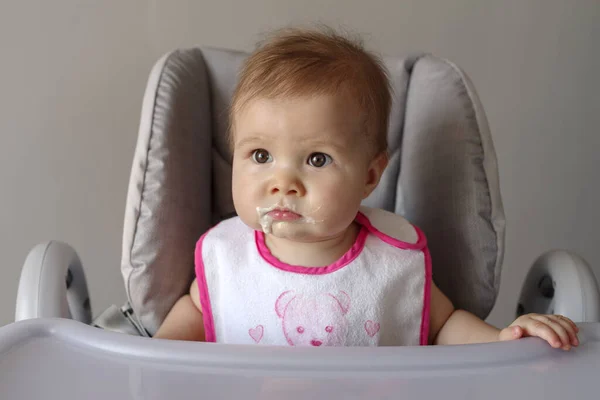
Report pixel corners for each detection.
[270,172,306,197]
[310,340,322,347]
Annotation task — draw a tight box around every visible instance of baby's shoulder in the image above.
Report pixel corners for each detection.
[358,206,424,248]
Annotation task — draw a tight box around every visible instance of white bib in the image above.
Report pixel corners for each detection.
[195,206,431,346]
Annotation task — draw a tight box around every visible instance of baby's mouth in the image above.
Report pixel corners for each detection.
[266,208,302,222]
[256,204,304,234]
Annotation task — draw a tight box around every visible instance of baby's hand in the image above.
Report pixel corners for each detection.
[498,314,579,350]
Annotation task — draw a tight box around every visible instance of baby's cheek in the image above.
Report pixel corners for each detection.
[232,168,264,215]
[237,211,262,232]
[315,189,361,224]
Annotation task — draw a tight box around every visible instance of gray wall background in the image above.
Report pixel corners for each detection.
[1,0,598,328]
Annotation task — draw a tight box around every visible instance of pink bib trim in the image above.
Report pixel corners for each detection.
[420,246,432,345]
[255,226,369,275]
[195,228,217,342]
[354,212,427,250]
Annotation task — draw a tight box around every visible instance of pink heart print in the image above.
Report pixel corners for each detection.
[364,320,380,337]
[249,325,264,343]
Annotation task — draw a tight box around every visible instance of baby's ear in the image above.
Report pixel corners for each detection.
[363,151,388,199]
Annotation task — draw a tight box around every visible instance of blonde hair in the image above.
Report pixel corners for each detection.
[229,27,391,155]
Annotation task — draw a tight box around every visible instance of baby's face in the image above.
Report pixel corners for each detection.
[231,94,380,243]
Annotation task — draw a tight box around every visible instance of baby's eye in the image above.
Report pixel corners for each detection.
[307,152,332,168]
[252,149,272,164]
[297,326,305,334]
[325,326,334,333]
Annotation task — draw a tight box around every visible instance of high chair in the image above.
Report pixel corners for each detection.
[4,48,600,399]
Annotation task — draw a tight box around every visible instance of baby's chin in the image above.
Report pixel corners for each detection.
[239,213,348,242]
[260,220,330,242]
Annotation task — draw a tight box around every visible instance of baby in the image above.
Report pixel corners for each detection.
[155,28,579,349]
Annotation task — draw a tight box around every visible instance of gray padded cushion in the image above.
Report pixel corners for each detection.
[396,58,505,320]
[121,48,505,335]
[121,50,213,335]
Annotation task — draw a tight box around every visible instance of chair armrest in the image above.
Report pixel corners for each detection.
[15,241,92,323]
[517,250,600,322]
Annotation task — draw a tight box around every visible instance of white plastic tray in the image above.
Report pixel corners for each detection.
[1,318,598,399]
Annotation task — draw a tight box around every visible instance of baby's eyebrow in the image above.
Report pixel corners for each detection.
[234,136,267,148]
[304,139,348,152]
[234,136,349,152]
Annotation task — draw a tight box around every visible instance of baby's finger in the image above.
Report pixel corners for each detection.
[555,315,579,332]
[551,315,579,346]
[519,318,560,348]
[530,315,571,349]
[498,325,523,342]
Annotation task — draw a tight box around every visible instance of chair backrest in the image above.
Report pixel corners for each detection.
[121,48,505,335]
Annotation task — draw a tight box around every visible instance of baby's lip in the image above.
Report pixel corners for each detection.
[260,204,298,214]
[267,208,302,221]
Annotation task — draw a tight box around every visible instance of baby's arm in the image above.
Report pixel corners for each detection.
[153,278,205,341]
[428,283,501,345]
[429,282,579,350]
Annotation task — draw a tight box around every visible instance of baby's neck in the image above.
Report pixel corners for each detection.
[264,223,360,267]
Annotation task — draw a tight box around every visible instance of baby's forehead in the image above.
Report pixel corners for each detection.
[235,92,360,117]
[232,95,365,144]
